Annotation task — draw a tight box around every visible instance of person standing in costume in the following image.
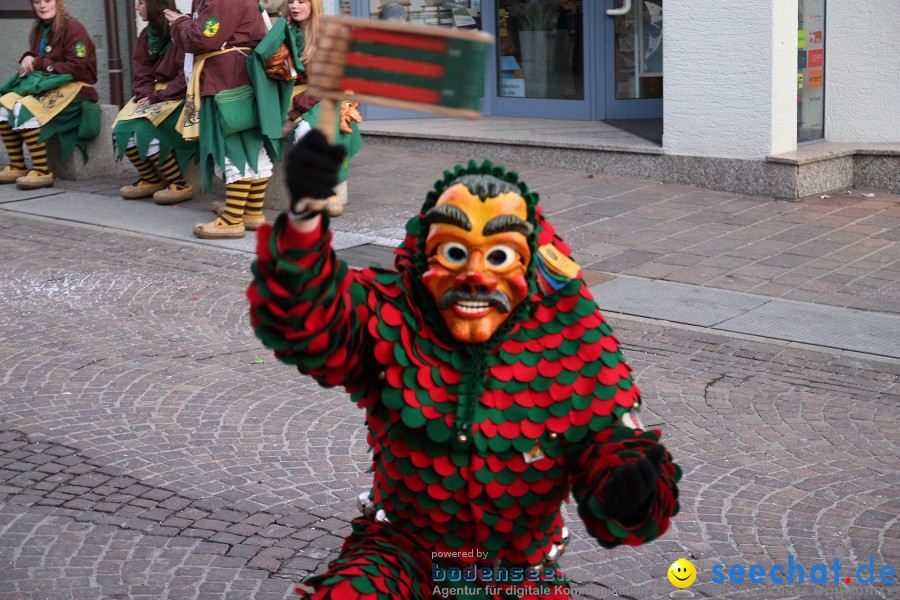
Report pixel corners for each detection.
[0,0,100,190]
[165,0,271,239]
[114,0,197,205]
[281,0,362,217]
[249,132,682,599]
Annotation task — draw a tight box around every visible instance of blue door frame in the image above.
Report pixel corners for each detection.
[602,0,663,119]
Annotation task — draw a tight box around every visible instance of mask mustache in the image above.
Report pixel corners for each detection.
[438,288,511,313]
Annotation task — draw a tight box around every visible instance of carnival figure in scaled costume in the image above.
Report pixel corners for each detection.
[249,131,682,599]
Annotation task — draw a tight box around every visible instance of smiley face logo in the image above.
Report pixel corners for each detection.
[668,559,696,588]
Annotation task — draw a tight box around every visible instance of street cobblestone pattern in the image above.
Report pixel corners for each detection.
[1,142,898,599]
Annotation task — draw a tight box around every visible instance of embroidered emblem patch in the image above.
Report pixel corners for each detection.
[523,445,545,464]
[73,42,86,58]
[202,17,220,37]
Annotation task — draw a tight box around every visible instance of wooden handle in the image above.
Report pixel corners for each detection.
[317,98,339,144]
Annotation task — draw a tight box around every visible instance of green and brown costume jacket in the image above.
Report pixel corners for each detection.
[249,163,681,599]
[0,17,100,161]
[112,25,196,173]
[170,0,280,189]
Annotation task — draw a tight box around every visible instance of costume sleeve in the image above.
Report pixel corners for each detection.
[170,0,241,54]
[248,214,378,389]
[32,21,97,84]
[288,87,320,122]
[149,45,188,103]
[131,32,156,99]
[569,421,681,548]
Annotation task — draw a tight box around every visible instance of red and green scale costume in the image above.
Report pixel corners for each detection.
[248,161,681,599]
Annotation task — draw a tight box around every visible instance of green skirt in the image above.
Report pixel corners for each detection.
[113,100,198,174]
[6,96,100,163]
[299,102,363,184]
[198,95,276,191]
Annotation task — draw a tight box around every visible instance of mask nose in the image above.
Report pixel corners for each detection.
[453,251,498,294]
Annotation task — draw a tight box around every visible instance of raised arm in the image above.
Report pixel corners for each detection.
[248,131,378,389]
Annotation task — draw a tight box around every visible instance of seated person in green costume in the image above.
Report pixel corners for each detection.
[113,0,197,205]
[0,0,100,190]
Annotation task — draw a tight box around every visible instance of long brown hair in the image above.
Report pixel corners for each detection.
[29,0,70,49]
[281,0,323,66]
[144,0,178,45]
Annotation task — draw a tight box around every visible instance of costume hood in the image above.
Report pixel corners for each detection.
[391,160,573,349]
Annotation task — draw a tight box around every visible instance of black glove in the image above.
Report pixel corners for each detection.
[601,444,665,526]
[286,129,346,216]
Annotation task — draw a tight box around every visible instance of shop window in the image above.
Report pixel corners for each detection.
[798,0,825,143]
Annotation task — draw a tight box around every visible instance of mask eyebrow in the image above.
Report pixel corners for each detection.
[423,205,472,231]
[483,214,533,237]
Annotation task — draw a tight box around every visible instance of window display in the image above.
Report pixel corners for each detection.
[797,0,825,143]
[496,0,584,100]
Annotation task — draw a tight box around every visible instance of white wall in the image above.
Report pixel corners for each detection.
[825,0,900,143]
[663,0,798,159]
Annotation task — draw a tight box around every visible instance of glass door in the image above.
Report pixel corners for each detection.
[489,0,591,119]
[604,0,662,119]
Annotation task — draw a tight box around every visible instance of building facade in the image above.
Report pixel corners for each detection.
[1,0,897,195]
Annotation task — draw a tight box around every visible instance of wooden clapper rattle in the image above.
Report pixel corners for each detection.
[302,16,493,210]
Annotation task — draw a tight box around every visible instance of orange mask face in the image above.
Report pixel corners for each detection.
[422,183,532,344]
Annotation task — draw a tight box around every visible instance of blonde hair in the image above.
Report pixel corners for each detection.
[30,0,70,48]
[281,0,323,66]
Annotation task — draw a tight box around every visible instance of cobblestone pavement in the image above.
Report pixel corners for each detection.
[1,140,899,599]
[0,211,897,600]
